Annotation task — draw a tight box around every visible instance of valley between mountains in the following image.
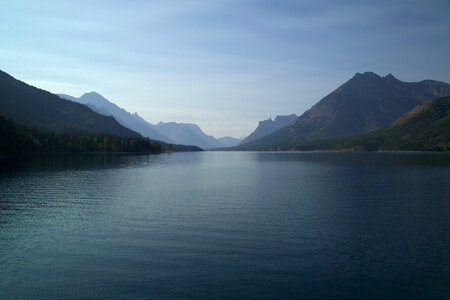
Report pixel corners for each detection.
[1,69,449,153]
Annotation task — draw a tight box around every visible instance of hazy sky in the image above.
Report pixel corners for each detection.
[1,0,449,137]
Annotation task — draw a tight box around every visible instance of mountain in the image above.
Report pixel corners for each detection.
[239,114,297,145]
[237,72,450,150]
[58,92,226,149]
[58,92,173,143]
[0,70,139,137]
[217,136,242,147]
[282,96,450,151]
[153,122,223,149]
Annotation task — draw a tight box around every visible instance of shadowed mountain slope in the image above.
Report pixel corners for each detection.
[239,114,297,145]
[0,70,138,137]
[237,72,450,150]
[280,96,450,152]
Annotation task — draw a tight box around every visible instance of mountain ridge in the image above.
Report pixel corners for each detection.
[282,96,450,151]
[58,92,173,143]
[239,114,297,145]
[0,70,139,137]
[59,92,226,149]
[236,72,450,150]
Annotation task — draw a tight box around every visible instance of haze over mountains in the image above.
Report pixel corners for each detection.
[236,72,450,150]
[2,68,449,153]
[57,71,449,152]
[58,92,174,143]
[58,92,233,149]
[217,136,242,147]
[152,122,224,149]
[0,70,202,153]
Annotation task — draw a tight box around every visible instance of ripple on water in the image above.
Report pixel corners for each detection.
[0,152,449,299]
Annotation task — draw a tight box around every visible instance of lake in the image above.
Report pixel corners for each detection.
[0,152,449,299]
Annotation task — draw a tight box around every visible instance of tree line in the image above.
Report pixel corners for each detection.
[0,115,165,153]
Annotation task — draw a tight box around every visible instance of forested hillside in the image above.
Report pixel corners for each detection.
[0,115,164,153]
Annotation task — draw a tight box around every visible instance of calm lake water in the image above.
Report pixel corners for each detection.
[1,152,449,299]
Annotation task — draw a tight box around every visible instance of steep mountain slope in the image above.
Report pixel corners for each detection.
[238,72,450,150]
[285,96,450,151]
[58,92,173,143]
[153,122,223,149]
[0,70,138,136]
[239,114,297,144]
[217,136,242,147]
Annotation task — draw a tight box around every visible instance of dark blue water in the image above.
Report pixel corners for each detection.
[1,152,449,299]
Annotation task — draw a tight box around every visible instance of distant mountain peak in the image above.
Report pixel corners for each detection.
[82,91,104,98]
[274,114,296,122]
[239,114,298,145]
[59,91,223,148]
[383,73,399,82]
[158,121,176,125]
[353,71,381,80]
[353,72,399,82]
[59,92,174,143]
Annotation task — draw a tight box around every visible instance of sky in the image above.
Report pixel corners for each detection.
[1,0,449,138]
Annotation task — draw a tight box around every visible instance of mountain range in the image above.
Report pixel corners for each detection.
[2,68,449,153]
[0,70,139,137]
[236,72,450,150]
[58,92,174,143]
[0,69,203,153]
[58,93,234,149]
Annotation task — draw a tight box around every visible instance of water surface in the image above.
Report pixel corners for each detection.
[1,152,449,299]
